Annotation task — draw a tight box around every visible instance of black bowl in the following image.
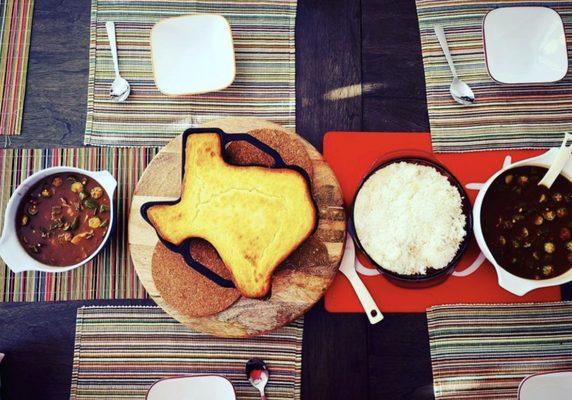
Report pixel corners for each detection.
[350,156,473,288]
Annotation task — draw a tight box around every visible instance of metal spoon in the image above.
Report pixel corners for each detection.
[105,21,130,102]
[246,358,269,400]
[539,133,572,189]
[434,25,475,106]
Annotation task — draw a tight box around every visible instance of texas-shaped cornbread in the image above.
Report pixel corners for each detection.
[147,133,317,298]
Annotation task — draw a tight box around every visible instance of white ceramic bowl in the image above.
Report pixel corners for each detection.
[151,14,236,96]
[483,6,568,84]
[473,149,572,296]
[146,376,235,400]
[0,166,117,273]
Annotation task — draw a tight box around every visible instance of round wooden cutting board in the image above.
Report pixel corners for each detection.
[128,118,345,337]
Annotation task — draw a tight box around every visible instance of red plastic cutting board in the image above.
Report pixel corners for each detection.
[323,132,562,313]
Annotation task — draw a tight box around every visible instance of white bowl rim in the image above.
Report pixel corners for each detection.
[0,166,117,273]
[473,148,572,295]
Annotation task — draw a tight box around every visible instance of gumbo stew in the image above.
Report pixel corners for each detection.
[481,166,572,280]
[16,172,111,266]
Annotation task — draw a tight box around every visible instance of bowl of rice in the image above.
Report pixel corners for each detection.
[350,156,472,287]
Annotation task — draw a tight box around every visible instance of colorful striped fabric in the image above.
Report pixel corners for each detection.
[415,0,572,153]
[0,0,34,135]
[427,302,572,399]
[70,307,303,400]
[84,0,297,147]
[0,147,159,302]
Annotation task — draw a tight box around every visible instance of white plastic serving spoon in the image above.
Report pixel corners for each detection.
[339,234,384,324]
[538,133,572,189]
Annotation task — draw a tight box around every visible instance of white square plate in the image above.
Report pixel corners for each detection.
[151,15,235,95]
[147,376,236,400]
[483,6,568,84]
[519,371,572,400]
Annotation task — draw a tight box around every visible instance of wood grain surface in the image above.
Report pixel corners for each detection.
[361,0,430,133]
[128,118,346,337]
[2,0,90,148]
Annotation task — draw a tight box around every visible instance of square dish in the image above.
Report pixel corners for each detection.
[483,7,568,84]
[151,15,235,95]
[147,376,235,400]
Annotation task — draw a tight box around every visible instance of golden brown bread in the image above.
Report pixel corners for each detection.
[147,133,317,298]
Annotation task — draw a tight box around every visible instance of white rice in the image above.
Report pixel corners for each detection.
[353,162,467,275]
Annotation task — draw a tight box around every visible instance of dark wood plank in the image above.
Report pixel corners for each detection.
[4,0,91,149]
[302,302,370,400]
[368,314,434,400]
[361,0,429,132]
[0,300,154,400]
[296,0,363,151]
[296,1,369,399]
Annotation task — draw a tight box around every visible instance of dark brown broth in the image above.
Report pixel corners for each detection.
[16,173,111,266]
[481,166,572,280]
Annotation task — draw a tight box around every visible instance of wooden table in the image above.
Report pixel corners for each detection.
[1,1,570,399]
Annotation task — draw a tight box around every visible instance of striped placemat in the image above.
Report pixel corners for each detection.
[415,0,572,153]
[0,0,34,135]
[427,302,572,399]
[70,306,303,400]
[84,0,297,147]
[0,147,159,302]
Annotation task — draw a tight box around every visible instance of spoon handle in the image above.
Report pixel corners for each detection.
[105,21,121,79]
[342,265,384,324]
[539,133,572,189]
[434,25,458,78]
[340,234,384,324]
